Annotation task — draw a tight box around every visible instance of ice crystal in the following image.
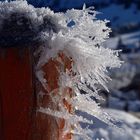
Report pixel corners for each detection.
[0,1,122,139]
[36,4,122,139]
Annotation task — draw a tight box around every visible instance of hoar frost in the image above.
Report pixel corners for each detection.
[0,1,122,139]
[37,5,122,139]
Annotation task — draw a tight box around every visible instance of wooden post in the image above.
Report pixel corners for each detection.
[0,47,34,140]
[0,47,73,140]
[34,52,73,140]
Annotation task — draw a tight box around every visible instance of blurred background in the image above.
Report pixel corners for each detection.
[1,0,140,139]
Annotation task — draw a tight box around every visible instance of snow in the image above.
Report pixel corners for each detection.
[0,0,68,46]
[35,4,121,138]
[76,109,140,140]
[39,107,93,125]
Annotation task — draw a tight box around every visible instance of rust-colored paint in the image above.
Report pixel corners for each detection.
[0,47,34,140]
[35,52,73,140]
[0,48,73,140]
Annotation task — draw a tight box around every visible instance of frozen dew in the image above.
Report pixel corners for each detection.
[0,1,122,139]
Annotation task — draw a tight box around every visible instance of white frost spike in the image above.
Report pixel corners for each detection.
[0,0,122,139]
[36,70,47,89]
[35,2,122,139]
[39,107,93,125]
[83,3,86,10]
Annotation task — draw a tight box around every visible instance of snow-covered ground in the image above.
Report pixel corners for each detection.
[77,109,140,140]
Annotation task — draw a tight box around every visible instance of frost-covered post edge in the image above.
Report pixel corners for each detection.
[0,1,122,140]
[35,4,122,140]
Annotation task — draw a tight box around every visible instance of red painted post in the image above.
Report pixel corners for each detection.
[0,47,34,140]
[34,52,73,140]
[0,47,73,140]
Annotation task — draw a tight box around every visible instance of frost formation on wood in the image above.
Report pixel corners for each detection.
[0,1,122,139]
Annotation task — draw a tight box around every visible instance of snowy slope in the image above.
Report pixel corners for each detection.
[77,109,140,140]
[92,109,140,140]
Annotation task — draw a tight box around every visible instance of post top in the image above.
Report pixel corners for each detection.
[0,1,59,48]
